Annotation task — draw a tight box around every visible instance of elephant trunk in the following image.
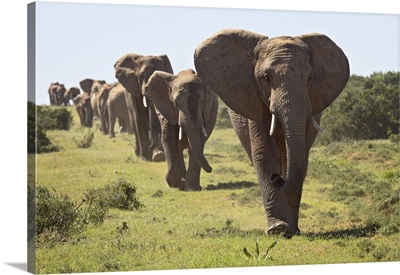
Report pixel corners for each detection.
[181,119,212,173]
[276,92,310,234]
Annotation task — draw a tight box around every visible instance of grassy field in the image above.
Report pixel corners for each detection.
[32,106,399,273]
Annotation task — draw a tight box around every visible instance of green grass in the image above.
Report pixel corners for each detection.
[32,106,400,273]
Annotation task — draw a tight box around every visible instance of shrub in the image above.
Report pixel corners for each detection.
[37,105,73,131]
[84,178,144,211]
[36,185,84,239]
[28,102,59,154]
[74,129,95,148]
[316,72,399,145]
[35,178,144,245]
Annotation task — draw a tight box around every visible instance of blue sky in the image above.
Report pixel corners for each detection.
[33,1,399,105]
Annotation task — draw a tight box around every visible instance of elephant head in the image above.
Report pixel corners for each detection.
[64,87,81,106]
[79,78,107,96]
[194,29,349,235]
[113,53,174,162]
[144,69,218,191]
[48,82,66,106]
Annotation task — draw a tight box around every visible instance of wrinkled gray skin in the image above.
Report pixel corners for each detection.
[194,29,349,236]
[114,53,173,162]
[145,69,218,191]
[73,92,93,128]
[79,78,108,130]
[98,83,134,138]
[48,82,66,106]
[64,87,80,106]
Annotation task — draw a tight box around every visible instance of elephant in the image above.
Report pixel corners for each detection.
[194,29,349,236]
[98,82,134,138]
[48,82,66,106]
[73,92,93,128]
[114,53,174,162]
[79,78,108,122]
[64,87,81,106]
[144,69,218,191]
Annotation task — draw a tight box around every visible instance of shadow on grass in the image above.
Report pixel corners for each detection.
[305,225,378,240]
[195,220,265,238]
[205,181,257,191]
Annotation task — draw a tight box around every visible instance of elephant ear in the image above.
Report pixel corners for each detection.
[159,54,174,74]
[297,33,350,114]
[194,29,267,121]
[79,78,94,95]
[144,71,178,125]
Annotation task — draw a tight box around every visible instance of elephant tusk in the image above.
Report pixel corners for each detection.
[311,116,324,133]
[269,114,276,136]
[143,96,147,108]
[178,126,183,141]
[201,125,208,138]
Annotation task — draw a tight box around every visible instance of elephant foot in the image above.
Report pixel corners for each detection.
[184,184,202,192]
[152,151,165,162]
[266,221,294,238]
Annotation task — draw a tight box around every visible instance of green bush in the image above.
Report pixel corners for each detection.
[85,178,144,211]
[35,178,144,245]
[74,129,95,148]
[28,102,59,154]
[316,72,399,145]
[36,185,84,239]
[37,105,73,131]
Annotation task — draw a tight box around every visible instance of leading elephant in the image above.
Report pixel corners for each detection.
[114,53,173,162]
[194,29,349,236]
[144,69,218,191]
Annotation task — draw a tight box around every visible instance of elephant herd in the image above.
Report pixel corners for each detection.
[48,29,350,237]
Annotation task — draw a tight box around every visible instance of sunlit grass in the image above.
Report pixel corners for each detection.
[34,107,400,273]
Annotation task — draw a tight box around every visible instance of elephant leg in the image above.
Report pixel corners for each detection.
[123,92,140,157]
[247,117,294,236]
[76,108,84,126]
[163,124,186,188]
[185,149,202,191]
[228,107,253,164]
[133,96,152,161]
[148,102,165,162]
[109,109,116,138]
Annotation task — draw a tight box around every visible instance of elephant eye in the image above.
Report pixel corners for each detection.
[263,73,270,83]
[308,75,312,83]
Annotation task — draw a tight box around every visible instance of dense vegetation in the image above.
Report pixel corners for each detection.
[29,71,399,273]
[316,71,399,144]
[28,102,73,153]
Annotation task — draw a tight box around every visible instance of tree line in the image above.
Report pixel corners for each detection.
[29,71,399,154]
[316,71,399,145]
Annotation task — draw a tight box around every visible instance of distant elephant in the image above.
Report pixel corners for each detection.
[79,78,108,122]
[145,69,218,191]
[73,92,93,128]
[98,83,134,138]
[194,29,349,236]
[64,87,81,106]
[114,53,174,162]
[48,82,66,106]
